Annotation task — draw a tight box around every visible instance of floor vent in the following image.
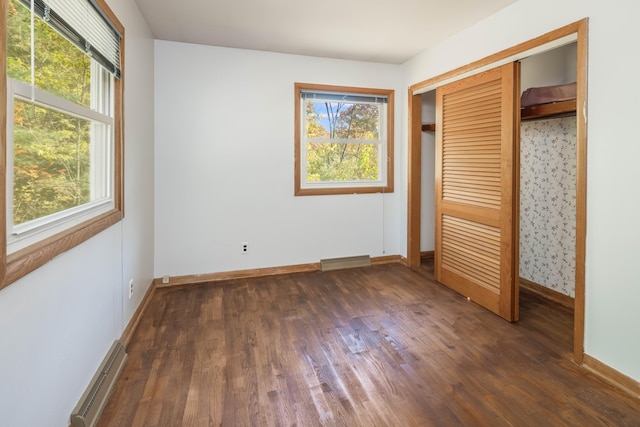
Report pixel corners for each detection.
[70,340,128,427]
[320,255,371,272]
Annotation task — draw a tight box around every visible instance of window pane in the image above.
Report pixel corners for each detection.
[306,143,379,182]
[7,0,92,107]
[13,99,101,225]
[306,101,379,140]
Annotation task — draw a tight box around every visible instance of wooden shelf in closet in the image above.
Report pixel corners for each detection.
[421,99,576,130]
[521,99,576,121]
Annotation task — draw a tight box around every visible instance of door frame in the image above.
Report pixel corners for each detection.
[407,19,588,364]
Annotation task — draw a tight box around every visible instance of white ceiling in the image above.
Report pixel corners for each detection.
[134,0,518,64]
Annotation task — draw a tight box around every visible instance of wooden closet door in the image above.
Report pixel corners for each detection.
[435,62,519,322]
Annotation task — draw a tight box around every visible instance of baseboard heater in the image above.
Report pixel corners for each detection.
[70,340,128,427]
[320,255,371,272]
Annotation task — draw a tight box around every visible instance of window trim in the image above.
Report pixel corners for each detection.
[294,82,394,196]
[0,0,125,289]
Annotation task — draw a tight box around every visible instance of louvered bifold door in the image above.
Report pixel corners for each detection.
[435,62,519,322]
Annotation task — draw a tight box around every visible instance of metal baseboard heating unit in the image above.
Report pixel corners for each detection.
[70,340,128,427]
[320,255,371,272]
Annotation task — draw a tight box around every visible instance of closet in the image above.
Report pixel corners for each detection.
[419,42,578,312]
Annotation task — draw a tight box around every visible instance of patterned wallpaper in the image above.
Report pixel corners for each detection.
[520,116,576,297]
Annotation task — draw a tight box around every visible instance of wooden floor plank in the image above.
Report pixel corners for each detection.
[98,262,640,426]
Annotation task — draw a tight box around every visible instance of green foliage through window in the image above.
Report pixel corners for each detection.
[7,0,95,225]
[304,100,381,182]
[12,100,91,224]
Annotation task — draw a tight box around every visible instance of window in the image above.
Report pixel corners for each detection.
[1,0,124,287]
[294,83,394,196]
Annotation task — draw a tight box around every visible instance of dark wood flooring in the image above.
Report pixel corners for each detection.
[98,262,640,426]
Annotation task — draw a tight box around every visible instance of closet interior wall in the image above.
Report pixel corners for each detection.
[420,91,436,254]
[519,43,578,298]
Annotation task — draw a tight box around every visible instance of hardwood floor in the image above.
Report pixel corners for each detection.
[98,262,640,426]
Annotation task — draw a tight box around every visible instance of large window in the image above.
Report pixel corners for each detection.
[294,83,394,196]
[1,0,124,287]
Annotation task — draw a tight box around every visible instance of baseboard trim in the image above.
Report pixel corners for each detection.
[155,262,320,287]
[583,354,640,400]
[155,255,407,288]
[420,251,435,261]
[120,280,156,347]
[519,277,574,310]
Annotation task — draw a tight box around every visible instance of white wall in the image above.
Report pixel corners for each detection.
[0,0,155,425]
[521,42,577,90]
[117,0,155,324]
[154,42,403,278]
[420,91,436,251]
[402,0,640,382]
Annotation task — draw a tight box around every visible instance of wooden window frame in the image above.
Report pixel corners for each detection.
[0,0,125,289]
[294,82,394,196]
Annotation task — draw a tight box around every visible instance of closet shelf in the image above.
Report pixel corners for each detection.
[521,99,576,121]
[422,99,576,130]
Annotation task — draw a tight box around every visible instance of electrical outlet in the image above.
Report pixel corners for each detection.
[241,242,249,254]
[162,275,170,284]
[128,279,134,299]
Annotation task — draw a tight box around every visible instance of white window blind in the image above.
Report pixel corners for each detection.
[17,0,121,77]
[300,91,388,104]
